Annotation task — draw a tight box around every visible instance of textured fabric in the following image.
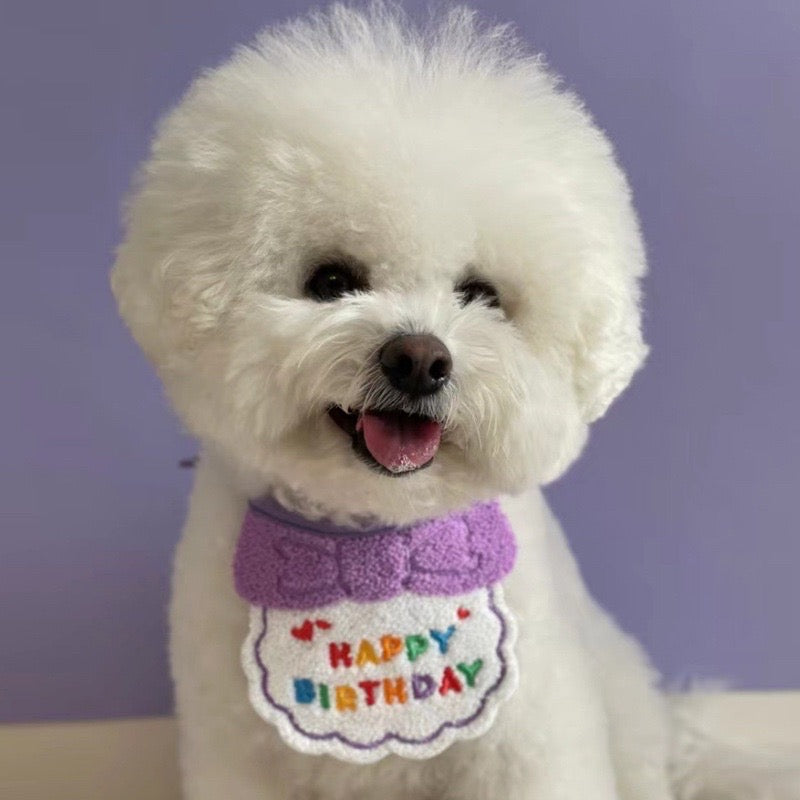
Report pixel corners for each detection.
[234,497,519,762]
[234,499,517,610]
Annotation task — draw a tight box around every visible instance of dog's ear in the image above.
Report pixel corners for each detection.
[110,160,234,369]
[571,246,649,424]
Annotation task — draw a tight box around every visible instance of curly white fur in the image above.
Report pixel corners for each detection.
[111,4,794,799]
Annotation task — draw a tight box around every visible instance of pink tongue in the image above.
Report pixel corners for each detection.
[357,411,442,473]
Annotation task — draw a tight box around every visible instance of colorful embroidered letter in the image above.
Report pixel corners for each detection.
[456,659,484,687]
[335,685,358,712]
[439,666,463,695]
[329,642,353,669]
[380,634,404,662]
[405,634,429,662]
[293,678,315,704]
[383,677,408,705]
[358,679,381,706]
[355,639,380,667]
[319,683,330,710]
[411,673,436,700]
[430,625,456,654]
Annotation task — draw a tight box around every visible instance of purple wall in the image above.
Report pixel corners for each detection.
[2,0,798,722]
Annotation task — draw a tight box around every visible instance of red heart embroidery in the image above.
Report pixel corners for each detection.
[457,607,471,620]
[315,619,332,630]
[291,619,314,642]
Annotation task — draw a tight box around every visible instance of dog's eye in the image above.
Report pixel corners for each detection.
[456,278,501,309]
[304,262,368,302]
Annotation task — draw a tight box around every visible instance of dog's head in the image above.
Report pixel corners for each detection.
[112,5,647,524]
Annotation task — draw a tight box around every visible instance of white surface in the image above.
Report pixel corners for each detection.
[1,693,798,800]
[0,716,180,800]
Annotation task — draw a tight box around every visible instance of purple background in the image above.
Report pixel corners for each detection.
[2,0,798,723]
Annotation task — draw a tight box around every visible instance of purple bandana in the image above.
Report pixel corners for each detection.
[234,497,517,610]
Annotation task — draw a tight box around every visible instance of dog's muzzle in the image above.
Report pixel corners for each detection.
[328,333,452,476]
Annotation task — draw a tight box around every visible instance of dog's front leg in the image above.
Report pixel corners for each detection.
[416,491,623,800]
[426,625,622,800]
[170,455,306,800]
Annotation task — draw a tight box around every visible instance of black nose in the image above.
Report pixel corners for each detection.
[379,333,452,397]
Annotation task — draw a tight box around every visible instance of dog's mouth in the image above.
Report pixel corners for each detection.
[328,406,442,476]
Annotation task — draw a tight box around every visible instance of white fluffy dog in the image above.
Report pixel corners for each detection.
[112,5,796,799]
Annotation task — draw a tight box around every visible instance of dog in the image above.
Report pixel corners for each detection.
[111,5,798,799]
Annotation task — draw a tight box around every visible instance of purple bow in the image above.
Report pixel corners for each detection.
[234,499,516,609]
